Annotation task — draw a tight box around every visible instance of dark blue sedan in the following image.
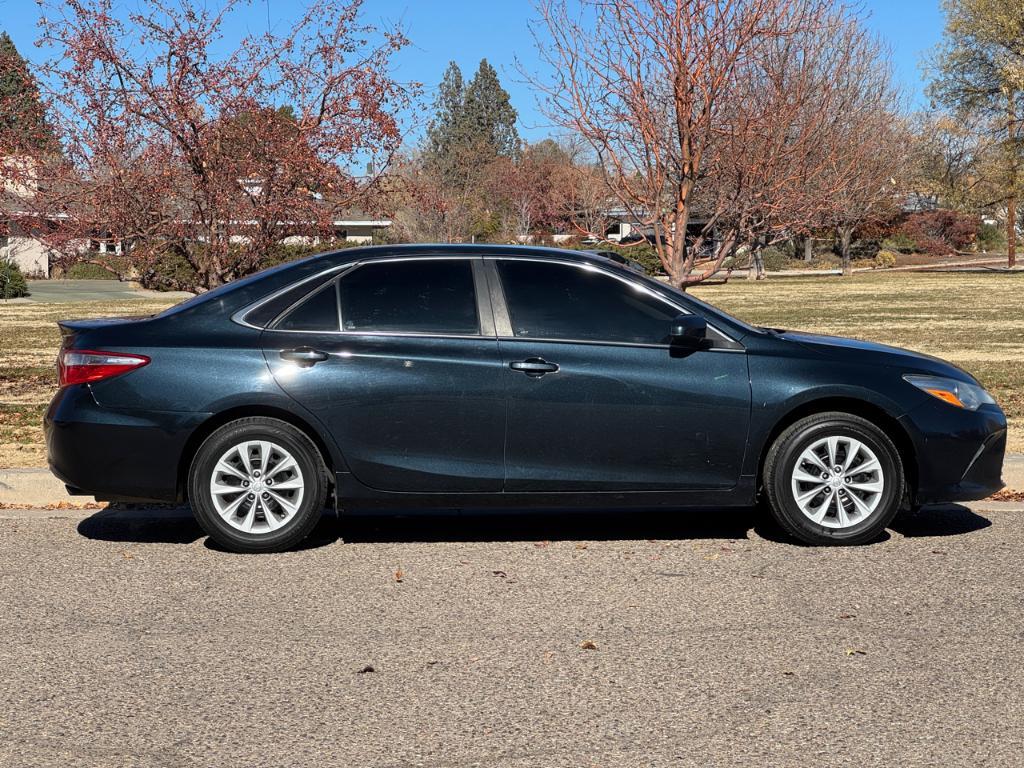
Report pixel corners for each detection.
[45,245,1006,552]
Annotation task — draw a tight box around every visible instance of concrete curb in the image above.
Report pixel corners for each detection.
[3,456,1024,509]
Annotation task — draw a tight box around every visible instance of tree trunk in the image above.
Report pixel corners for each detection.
[838,226,854,276]
[803,236,814,262]
[746,245,766,280]
[1009,89,1018,268]
[1009,194,1017,268]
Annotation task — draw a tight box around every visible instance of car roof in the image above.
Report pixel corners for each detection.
[317,243,625,269]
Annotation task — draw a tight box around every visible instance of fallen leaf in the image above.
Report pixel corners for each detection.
[534,541,550,548]
[393,569,403,583]
[580,640,598,650]
[492,570,507,578]
[845,648,867,656]
[838,613,856,619]
[356,665,375,674]
[575,543,588,550]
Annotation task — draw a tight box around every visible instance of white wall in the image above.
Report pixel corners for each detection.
[2,236,50,278]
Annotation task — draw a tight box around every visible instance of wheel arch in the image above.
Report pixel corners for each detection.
[755,396,917,500]
[177,405,339,503]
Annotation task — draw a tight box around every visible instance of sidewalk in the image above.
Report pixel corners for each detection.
[4,456,1023,508]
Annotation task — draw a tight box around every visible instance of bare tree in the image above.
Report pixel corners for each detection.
[9,0,415,290]
[529,0,901,286]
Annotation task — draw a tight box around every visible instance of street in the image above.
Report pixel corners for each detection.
[1,503,1022,767]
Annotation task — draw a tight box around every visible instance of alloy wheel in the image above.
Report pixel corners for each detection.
[790,435,884,529]
[209,440,305,534]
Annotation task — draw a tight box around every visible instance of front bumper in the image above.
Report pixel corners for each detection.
[899,400,1007,505]
[45,385,210,502]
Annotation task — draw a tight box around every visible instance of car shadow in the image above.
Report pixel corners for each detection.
[889,503,992,538]
[338,506,759,543]
[76,502,992,550]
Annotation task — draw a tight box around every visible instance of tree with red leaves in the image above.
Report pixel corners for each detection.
[8,0,416,290]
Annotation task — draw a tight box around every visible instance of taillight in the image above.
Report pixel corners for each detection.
[58,349,150,387]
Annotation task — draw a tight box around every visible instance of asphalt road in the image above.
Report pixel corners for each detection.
[2,503,1023,767]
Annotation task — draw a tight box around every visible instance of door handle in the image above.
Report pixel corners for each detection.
[279,347,330,367]
[509,358,559,377]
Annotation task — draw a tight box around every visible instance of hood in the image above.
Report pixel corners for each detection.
[774,329,977,383]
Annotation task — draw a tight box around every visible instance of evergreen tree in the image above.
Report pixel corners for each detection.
[0,32,55,155]
[463,59,520,160]
[425,61,466,161]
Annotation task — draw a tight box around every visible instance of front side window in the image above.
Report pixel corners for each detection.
[496,260,679,344]
[338,259,479,335]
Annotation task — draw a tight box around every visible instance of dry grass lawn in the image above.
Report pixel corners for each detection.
[0,270,1020,469]
[692,271,1024,453]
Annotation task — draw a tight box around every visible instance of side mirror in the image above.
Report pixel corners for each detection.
[669,314,707,346]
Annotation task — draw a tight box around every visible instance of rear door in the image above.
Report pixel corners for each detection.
[489,258,751,492]
[261,257,506,492]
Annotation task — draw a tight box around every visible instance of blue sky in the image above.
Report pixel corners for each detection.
[1,0,946,143]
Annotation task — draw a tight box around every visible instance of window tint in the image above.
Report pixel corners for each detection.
[339,260,478,334]
[274,283,340,332]
[244,273,339,328]
[497,260,678,344]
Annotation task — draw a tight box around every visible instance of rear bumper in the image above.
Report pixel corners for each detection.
[45,386,210,502]
[900,401,1007,505]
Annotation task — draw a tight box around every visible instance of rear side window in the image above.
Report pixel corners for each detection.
[274,283,340,332]
[496,260,678,344]
[338,260,479,334]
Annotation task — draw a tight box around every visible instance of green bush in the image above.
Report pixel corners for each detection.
[847,239,881,261]
[261,239,363,269]
[66,261,119,280]
[977,222,1006,252]
[882,232,916,254]
[0,260,29,298]
[759,246,789,272]
[560,241,666,276]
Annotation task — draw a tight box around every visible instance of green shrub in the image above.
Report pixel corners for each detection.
[759,246,790,272]
[847,239,881,261]
[882,232,916,253]
[261,239,362,269]
[0,260,29,298]
[977,222,1006,252]
[560,241,666,276]
[66,261,119,280]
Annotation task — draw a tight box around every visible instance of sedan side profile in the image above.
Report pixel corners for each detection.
[45,245,1006,552]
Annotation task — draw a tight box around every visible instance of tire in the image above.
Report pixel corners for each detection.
[763,412,904,545]
[188,417,329,553]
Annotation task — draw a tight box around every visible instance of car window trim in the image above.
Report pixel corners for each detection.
[231,264,353,330]
[484,256,744,351]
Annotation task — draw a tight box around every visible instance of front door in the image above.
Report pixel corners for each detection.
[490,258,751,492]
[261,257,505,493]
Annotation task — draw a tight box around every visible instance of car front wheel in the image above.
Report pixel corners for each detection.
[188,417,328,553]
[763,412,904,545]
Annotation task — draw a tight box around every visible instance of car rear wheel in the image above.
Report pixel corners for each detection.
[188,417,328,553]
[763,412,904,545]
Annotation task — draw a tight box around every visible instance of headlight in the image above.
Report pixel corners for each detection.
[904,374,995,411]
